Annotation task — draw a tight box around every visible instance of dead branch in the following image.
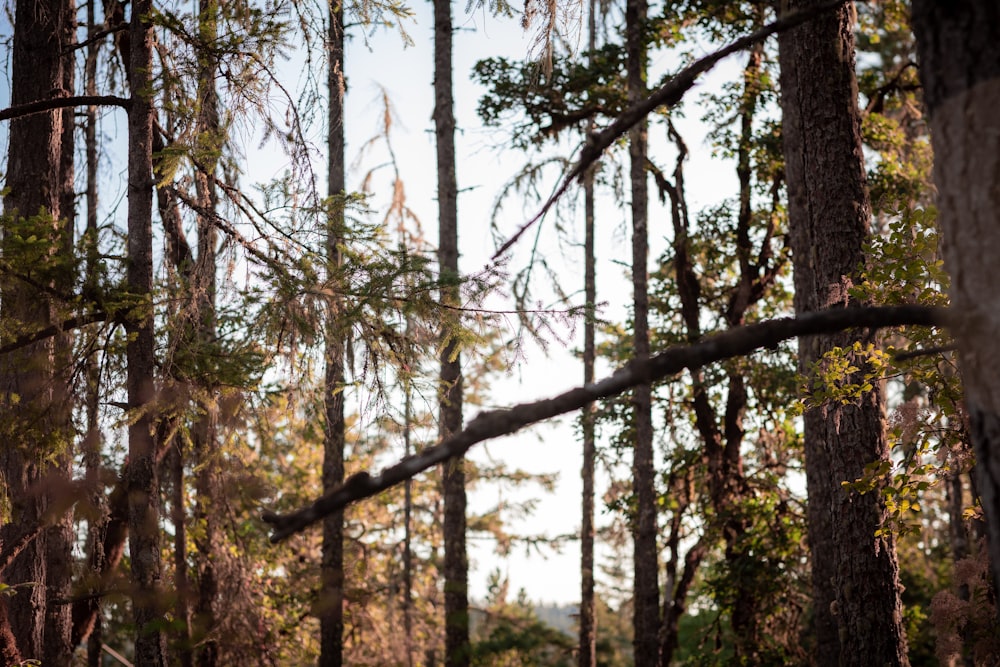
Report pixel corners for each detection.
[264,304,946,542]
[492,0,849,259]
[0,95,130,122]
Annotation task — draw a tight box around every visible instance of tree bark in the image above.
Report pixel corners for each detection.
[126,0,167,663]
[626,0,658,664]
[0,0,76,660]
[777,2,909,664]
[910,0,1000,602]
[192,3,222,664]
[434,0,468,664]
[82,3,107,665]
[320,0,347,664]
[579,3,598,667]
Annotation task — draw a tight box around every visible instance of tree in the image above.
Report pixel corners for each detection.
[910,0,1000,605]
[321,0,348,664]
[625,0,658,663]
[0,0,76,662]
[125,0,168,663]
[777,1,909,664]
[434,0,469,663]
[579,1,598,662]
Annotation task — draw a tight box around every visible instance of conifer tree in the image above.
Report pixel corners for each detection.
[626,0,658,663]
[321,0,348,664]
[777,1,909,664]
[434,0,469,662]
[0,0,77,660]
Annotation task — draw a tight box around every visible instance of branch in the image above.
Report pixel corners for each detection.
[0,95,130,122]
[264,304,946,542]
[492,0,850,259]
[0,311,111,356]
[0,524,44,576]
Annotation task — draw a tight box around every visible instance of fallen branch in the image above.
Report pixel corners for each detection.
[264,304,946,542]
[492,0,850,259]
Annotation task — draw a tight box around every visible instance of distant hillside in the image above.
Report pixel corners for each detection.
[534,603,577,636]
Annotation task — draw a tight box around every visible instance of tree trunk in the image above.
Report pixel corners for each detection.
[45,0,77,662]
[320,0,347,664]
[192,3,222,664]
[910,0,1000,602]
[82,2,107,664]
[0,0,75,660]
[626,0,658,663]
[777,2,909,664]
[434,0,468,663]
[126,0,167,663]
[579,3,598,666]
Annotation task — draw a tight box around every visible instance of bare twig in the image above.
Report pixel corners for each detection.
[264,304,946,542]
[492,0,850,259]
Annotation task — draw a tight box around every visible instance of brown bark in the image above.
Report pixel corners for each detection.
[578,4,598,667]
[45,2,78,662]
[126,0,167,663]
[910,0,1000,602]
[82,4,105,665]
[191,4,222,664]
[0,0,76,660]
[626,0,657,664]
[777,2,908,664]
[171,442,194,667]
[320,0,347,664]
[434,0,468,663]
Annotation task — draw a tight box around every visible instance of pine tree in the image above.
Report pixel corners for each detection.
[777,1,909,664]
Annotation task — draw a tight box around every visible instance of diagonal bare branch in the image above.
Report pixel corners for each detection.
[264,304,946,542]
[492,0,850,259]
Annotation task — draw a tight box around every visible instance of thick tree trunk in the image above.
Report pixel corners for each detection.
[320,0,347,664]
[434,0,468,664]
[626,0,658,663]
[45,0,77,662]
[777,2,908,665]
[126,1,167,663]
[0,0,75,660]
[910,0,1000,601]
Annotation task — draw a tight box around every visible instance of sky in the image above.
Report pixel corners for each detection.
[0,0,745,607]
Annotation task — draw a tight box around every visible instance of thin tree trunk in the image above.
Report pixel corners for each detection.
[434,0,468,664]
[578,3,598,666]
[172,442,194,667]
[126,0,167,663]
[82,5,107,665]
[910,0,1000,602]
[626,0,657,663]
[192,3,221,664]
[403,312,415,667]
[777,2,908,664]
[0,0,75,659]
[320,0,347,664]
